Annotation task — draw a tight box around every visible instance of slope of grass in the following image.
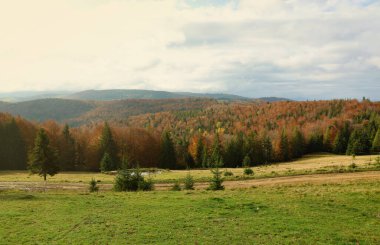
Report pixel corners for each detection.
[0,154,377,184]
[0,179,379,244]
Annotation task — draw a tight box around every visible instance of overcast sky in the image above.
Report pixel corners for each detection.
[0,0,379,99]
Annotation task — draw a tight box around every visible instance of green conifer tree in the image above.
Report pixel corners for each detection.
[195,137,204,168]
[99,122,118,170]
[242,155,251,167]
[58,124,77,170]
[159,131,177,169]
[28,128,59,181]
[279,129,289,161]
[371,128,380,153]
[100,152,114,172]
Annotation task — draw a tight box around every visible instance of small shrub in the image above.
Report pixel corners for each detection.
[208,167,224,191]
[349,163,357,170]
[223,171,233,177]
[138,178,154,191]
[171,181,182,191]
[244,168,254,175]
[114,169,154,192]
[184,173,194,190]
[89,178,99,193]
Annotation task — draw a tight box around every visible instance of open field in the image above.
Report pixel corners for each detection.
[0,154,378,185]
[0,154,379,244]
[1,171,380,192]
[1,178,379,244]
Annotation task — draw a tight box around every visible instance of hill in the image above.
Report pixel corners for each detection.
[0,99,95,122]
[0,97,218,124]
[64,89,251,101]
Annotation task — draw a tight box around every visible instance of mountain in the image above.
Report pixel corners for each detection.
[0,97,217,124]
[64,89,251,101]
[0,91,72,102]
[0,89,291,124]
[0,89,291,102]
[0,99,95,122]
[258,97,292,102]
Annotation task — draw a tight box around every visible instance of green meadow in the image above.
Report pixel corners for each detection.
[1,179,379,244]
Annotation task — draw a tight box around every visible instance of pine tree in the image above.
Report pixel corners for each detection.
[28,128,59,181]
[262,135,272,164]
[210,135,222,167]
[291,128,305,158]
[201,148,209,168]
[184,172,194,190]
[100,152,115,172]
[278,129,289,161]
[58,124,76,170]
[224,134,244,167]
[371,128,380,153]
[208,166,224,191]
[323,127,332,152]
[89,178,99,193]
[242,155,251,167]
[307,132,324,153]
[333,121,351,154]
[99,122,118,170]
[346,128,371,155]
[0,119,27,170]
[195,137,204,168]
[159,131,177,169]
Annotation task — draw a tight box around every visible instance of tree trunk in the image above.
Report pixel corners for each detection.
[44,174,46,192]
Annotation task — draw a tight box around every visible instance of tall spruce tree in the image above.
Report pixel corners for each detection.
[346,128,371,155]
[100,152,115,172]
[99,122,118,170]
[159,131,177,169]
[58,124,77,170]
[0,119,27,170]
[28,128,59,181]
[333,122,351,154]
[224,133,244,167]
[323,127,332,152]
[262,135,273,164]
[372,128,380,153]
[278,129,290,161]
[307,132,324,153]
[210,135,222,167]
[291,128,305,158]
[195,136,204,168]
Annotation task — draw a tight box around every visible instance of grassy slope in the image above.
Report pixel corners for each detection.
[0,154,377,184]
[0,180,379,244]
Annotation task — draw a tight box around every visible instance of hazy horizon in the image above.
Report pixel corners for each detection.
[1,0,379,100]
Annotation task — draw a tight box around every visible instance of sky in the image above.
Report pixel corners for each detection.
[0,0,379,100]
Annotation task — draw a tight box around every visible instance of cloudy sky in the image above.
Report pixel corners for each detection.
[0,0,379,99]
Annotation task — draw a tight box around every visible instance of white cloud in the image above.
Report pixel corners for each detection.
[0,0,379,99]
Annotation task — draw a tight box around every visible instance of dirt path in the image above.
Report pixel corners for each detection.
[0,171,379,192]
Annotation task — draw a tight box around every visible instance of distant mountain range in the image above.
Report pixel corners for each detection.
[0,89,291,124]
[0,89,291,102]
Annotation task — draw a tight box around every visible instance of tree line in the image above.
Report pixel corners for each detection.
[0,99,380,171]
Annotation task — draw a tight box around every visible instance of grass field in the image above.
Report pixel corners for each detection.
[0,179,379,244]
[0,154,379,244]
[0,154,378,185]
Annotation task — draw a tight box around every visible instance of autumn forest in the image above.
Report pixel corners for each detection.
[1,98,379,172]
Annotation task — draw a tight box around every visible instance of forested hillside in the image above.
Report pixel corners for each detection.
[0,99,96,122]
[0,99,379,171]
